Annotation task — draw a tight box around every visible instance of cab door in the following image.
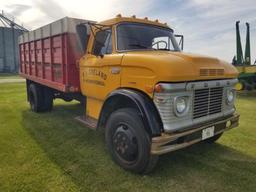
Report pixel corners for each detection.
[80,28,123,119]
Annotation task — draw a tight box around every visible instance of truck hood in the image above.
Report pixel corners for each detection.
[121,51,238,82]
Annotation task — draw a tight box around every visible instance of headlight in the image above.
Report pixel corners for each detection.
[174,96,189,116]
[227,89,235,104]
[176,98,186,113]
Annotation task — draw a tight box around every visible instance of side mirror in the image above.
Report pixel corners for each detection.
[76,24,89,53]
[175,34,184,50]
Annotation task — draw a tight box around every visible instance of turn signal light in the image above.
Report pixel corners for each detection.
[154,84,163,93]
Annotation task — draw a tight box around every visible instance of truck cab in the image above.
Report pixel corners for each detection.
[20,15,240,174]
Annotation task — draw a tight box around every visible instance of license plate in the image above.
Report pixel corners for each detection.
[202,126,215,140]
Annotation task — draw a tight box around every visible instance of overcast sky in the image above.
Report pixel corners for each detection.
[1,0,256,62]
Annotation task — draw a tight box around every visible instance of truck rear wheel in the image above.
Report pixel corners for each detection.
[29,84,43,112]
[42,87,53,111]
[105,108,158,174]
[28,83,53,112]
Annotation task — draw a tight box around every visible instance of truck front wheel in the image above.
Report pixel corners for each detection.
[105,108,158,174]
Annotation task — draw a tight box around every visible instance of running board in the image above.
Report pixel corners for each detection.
[75,116,97,130]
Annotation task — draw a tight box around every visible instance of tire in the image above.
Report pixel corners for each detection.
[28,83,53,112]
[42,87,53,112]
[204,133,223,143]
[105,108,158,174]
[29,83,44,112]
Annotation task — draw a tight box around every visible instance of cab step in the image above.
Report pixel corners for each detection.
[75,116,97,130]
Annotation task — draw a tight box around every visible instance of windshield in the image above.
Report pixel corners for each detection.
[117,23,180,51]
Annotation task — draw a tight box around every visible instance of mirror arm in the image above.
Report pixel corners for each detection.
[175,34,184,50]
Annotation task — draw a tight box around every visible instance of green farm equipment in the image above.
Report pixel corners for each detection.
[232,21,256,91]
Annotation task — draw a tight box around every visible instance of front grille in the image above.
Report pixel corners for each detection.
[193,87,223,119]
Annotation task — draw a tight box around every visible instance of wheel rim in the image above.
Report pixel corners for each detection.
[112,124,138,163]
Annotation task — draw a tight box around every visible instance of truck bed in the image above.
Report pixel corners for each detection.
[19,17,91,92]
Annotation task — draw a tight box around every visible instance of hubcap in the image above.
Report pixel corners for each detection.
[112,124,138,162]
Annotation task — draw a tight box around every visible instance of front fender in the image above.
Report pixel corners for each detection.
[98,89,163,136]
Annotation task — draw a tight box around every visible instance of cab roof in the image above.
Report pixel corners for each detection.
[98,15,172,29]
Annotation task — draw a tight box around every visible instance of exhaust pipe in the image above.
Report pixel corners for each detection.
[236,21,244,65]
[244,22,251,65]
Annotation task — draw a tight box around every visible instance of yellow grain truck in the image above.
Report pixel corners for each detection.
[19,15,240,174]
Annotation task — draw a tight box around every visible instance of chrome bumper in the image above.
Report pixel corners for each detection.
[151,113,240,155]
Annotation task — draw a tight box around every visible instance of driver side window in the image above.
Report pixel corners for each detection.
[92,29,112,55]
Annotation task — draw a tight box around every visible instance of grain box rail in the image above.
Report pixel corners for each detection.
[19,17,91,92]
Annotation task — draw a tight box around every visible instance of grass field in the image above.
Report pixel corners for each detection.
[0,73,21,79]
[0,82,256,192]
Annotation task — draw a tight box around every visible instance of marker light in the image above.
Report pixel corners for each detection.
[154,84,163,93]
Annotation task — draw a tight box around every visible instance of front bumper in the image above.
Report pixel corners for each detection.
[151,113,240,155]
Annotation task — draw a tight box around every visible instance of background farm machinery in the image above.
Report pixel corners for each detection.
[232,21,256,91]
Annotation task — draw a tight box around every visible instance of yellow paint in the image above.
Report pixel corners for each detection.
[121,51,237,96]
[244,66,256,73]
[235,66,244,73]
[235,66,256,73]
[79,16,239,120]
[86,97,103,119]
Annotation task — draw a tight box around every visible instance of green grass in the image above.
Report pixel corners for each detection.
[0,83,256,192]
[0,73,21,79]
